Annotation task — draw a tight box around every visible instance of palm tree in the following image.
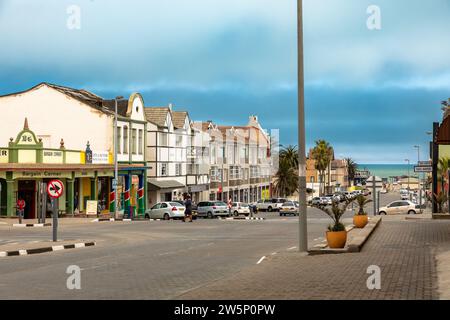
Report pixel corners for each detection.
[279,145,299,169]
[345,158,357,187]
[273,158,298,197]
[311,140,333,196]
[355,194,372,215]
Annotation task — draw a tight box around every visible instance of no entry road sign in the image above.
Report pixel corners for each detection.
[47,180,64,199]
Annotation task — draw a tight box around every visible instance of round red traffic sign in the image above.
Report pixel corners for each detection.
[17,199,26,209]
[47,180,64,199]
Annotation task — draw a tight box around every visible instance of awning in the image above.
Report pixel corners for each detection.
[148,179,186,191]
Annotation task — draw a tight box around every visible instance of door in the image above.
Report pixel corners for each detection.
[159,203,168,218]
[387,202,400,215]
[150,203,160,219]
[18,180,36,219]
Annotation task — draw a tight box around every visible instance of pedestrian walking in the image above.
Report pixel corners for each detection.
[227,197,232,216]
[184,194,193,223]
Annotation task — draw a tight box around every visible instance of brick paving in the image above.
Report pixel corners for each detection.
[177,219,450,300]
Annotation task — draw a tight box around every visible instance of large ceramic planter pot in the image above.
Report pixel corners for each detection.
[353,215,368,228]
[326,231,347,249]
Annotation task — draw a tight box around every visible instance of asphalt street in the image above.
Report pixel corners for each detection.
[0,192,403,299]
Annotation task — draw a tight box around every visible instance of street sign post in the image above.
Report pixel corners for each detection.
[47,179,64,242]
[366,176,383,215]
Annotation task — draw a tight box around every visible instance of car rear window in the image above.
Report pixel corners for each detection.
[214,202,226,206]
[283,202,294,206]
[170,202,183,207]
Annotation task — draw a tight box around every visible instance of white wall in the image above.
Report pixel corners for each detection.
[0,84,111,152]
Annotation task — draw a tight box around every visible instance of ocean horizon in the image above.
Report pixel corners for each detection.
[357,164,417,179]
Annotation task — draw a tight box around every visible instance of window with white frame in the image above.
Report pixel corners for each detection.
[159,132,168,146]
[132,129,137,155]
[138,129,143,155]
[116,127,121,154]
[176,163,182,176]
[160,163,168,176]
[176,134,183,147]
[123,126,129,154]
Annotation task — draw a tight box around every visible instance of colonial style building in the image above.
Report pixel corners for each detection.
[199,116,272,203]
[145,105,191,205]
[0,83,147,217]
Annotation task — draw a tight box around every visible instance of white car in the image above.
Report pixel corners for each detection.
[256,198,287,212]
[279,201,299,216]
[231,202,251,216]
[378,200,419,215]
[145,202,186,220]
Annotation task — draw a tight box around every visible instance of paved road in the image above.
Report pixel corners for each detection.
[0,191,409,299]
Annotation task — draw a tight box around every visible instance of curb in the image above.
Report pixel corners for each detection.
[0,241,96,258]
[219,217,265,221]
[91,218,161,222]
[308,217,382,255]
[13,223,52,228]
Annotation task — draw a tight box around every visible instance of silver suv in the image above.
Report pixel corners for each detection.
[197,201,230,218]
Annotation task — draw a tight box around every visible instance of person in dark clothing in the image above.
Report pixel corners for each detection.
[184,194,193,222]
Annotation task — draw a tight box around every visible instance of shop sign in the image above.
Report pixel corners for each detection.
[0,149,8,163]
[92,152,110,164]
[86,200,98,216]
[13,171,72,179]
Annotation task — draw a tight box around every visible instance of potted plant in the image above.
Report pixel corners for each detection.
[353,194,372,228]
[317,200,352,248]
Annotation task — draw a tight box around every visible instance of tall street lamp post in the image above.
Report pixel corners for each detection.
[414,145,423,213]
[297,0,308,253]
[405,159,411,201]
[114,96,124,219]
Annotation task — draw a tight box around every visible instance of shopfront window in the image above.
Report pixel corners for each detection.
[97,177,109,213]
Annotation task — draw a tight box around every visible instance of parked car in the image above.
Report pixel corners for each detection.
[145,202,186,220]
[196,201,230,218]
[400,192,409,200]
[231,202,251,216]
[311,197,321,206]
[255,198,287,212]
[279,201,299,216]
[320,196,333,206]
[378,200,419,215]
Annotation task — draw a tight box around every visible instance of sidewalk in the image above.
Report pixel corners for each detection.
[0,218,94,226]
[177,219,450,300]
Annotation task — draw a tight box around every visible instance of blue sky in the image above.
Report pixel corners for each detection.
[0,0,449,163]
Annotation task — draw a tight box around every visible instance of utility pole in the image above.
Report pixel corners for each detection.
[297,0,308,253]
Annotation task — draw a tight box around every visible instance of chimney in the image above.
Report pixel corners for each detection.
[24,118,29,130]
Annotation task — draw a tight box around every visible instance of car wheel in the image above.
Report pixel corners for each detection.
[408,210,416,215]
[145,214,150,219]
[268,206,273,212]
[234,211,239,216]
[163,213,170,220]
[379,211,387,215]
[207,212,213,219]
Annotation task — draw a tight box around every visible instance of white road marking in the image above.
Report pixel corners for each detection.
[287,246,297,251]
[271,252,277,255]
[257,256,266,264]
